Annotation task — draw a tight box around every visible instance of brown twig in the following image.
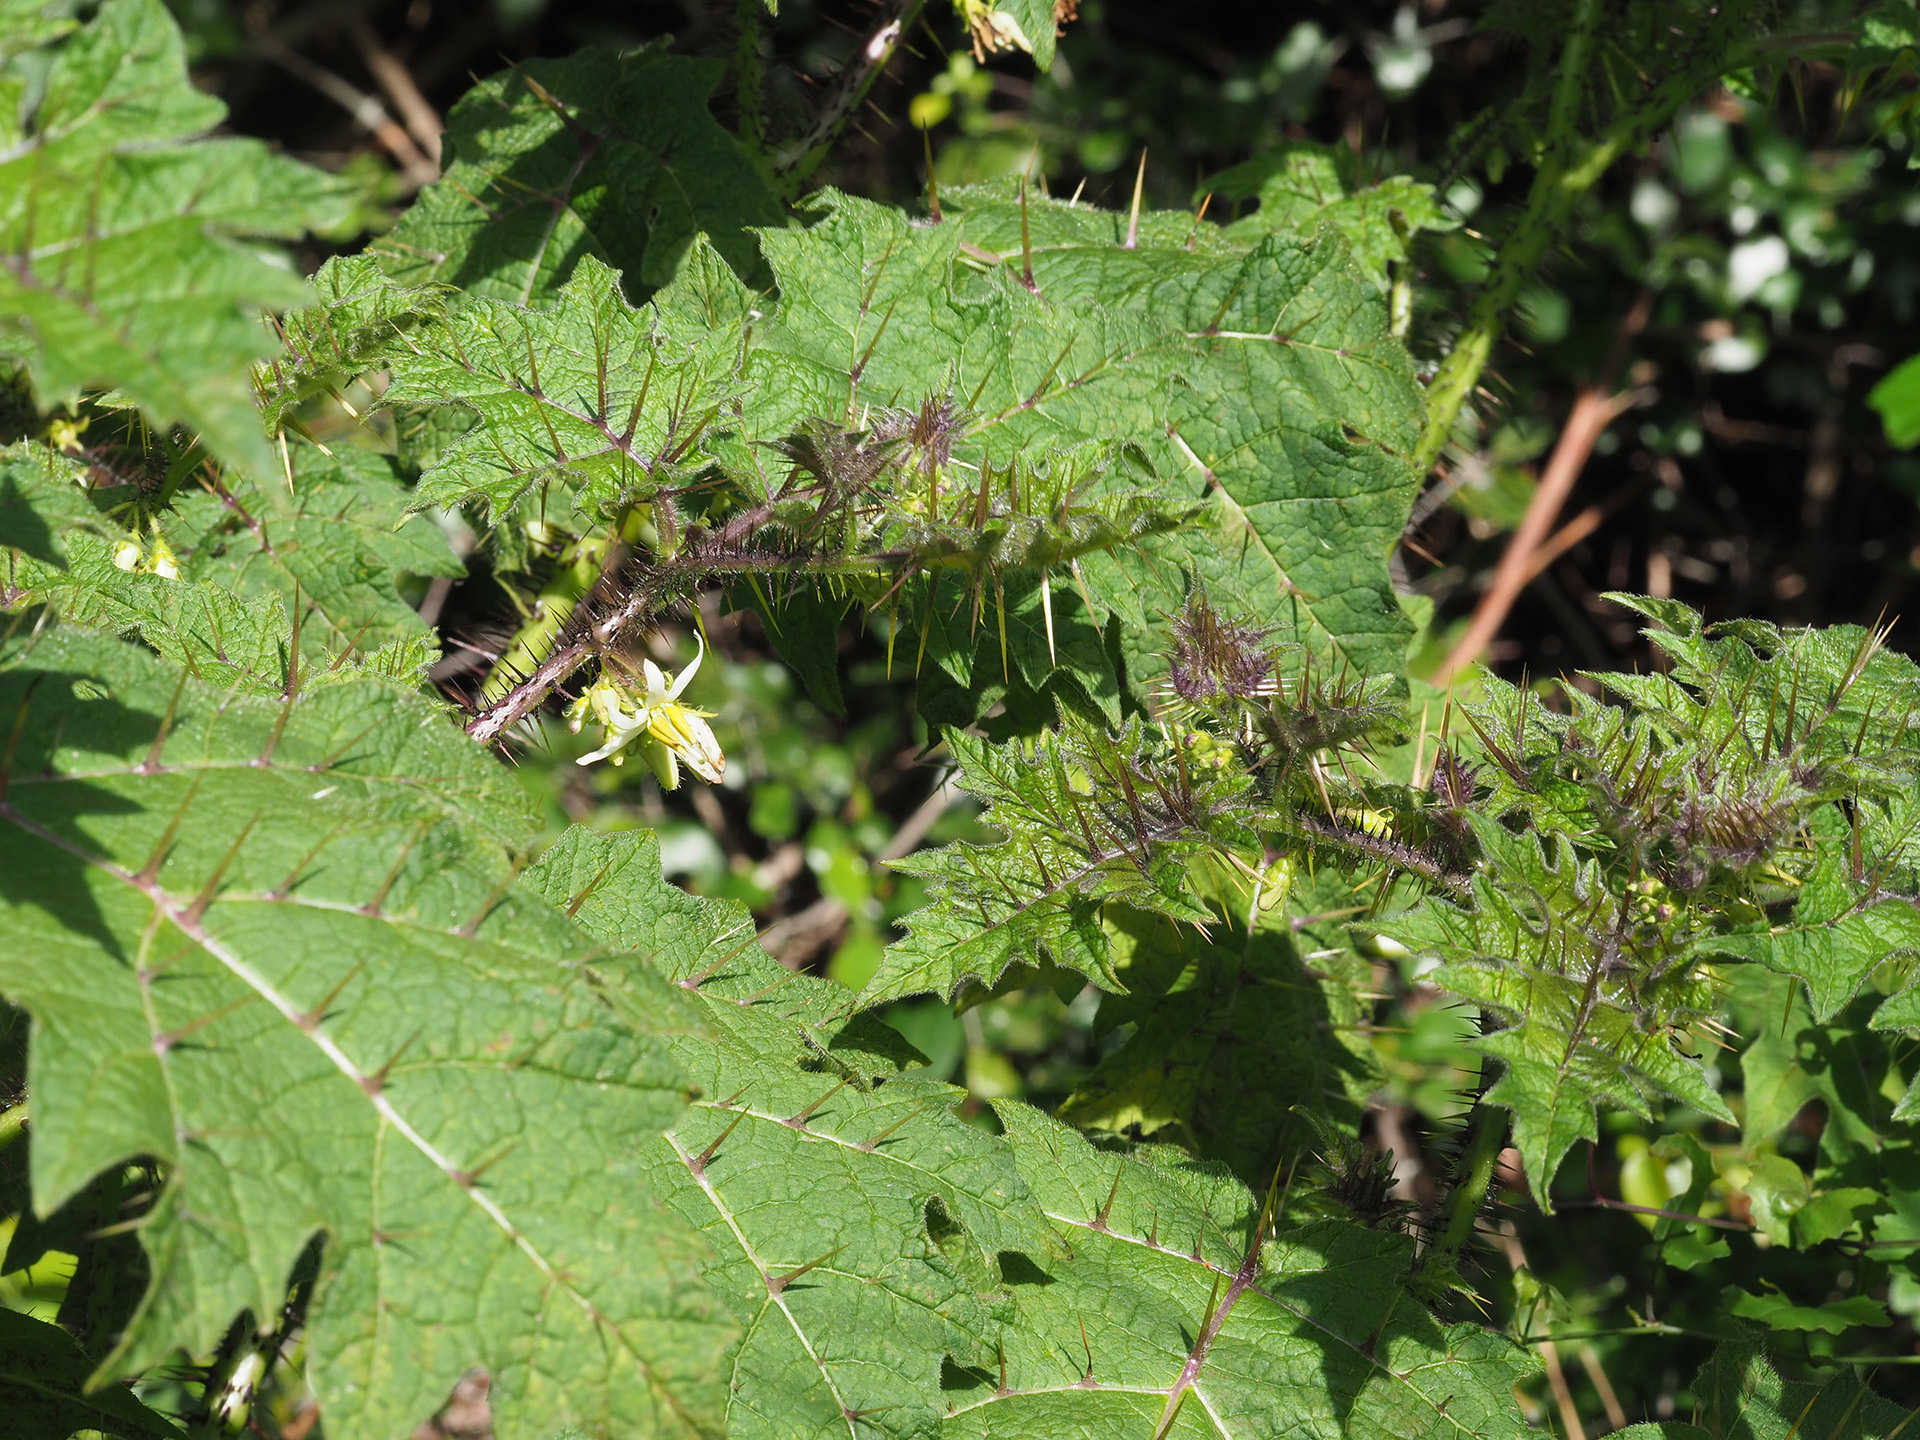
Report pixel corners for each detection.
[254,35,440,190]
[1514,471,1651,591]
[348,20,444,169]
[757,777,956,967]
[1488,1222,1587,1440]
[1433,290,1652,687]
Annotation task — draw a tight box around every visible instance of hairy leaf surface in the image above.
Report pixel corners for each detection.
[0,627,733,1440]
[0,442,460,681]
[945,187,1426,684]
[385,244,754,524]
[952,1104,1536,1440]
[0,0,367,477]
[529,827,1060,1440]
[377,47,781,305]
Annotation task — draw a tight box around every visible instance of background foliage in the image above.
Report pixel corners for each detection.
[6,2,1920,1439]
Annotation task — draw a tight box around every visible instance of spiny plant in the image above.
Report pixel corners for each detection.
[4,1,1920,1437]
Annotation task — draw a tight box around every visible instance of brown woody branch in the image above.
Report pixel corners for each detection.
[1431,290,1652,688]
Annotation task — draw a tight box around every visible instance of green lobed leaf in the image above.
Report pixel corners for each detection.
[954,1103,1537,1440]
[0,0,368,478]
[528,826,1062,1440]
[1701,840,1920,1022]
[745,193,1180,480]
[257,256,451,438]
[1381,816,1732,1210]
[0,625,735,1440]
[0,1306,184,1439]
[862,718,1259,1006]
[165,445,466,662]
[1207,141,1456,281]
[0,441,459,688]
[384,243,755,526]
[944,186,1427,686]
[376,46,782,306]
[1056,903,1378,1189]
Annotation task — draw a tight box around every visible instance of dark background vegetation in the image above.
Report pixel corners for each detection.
[84,2,1920,1433]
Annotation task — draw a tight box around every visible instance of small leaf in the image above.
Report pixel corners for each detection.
[377,46,782,305]
[0,1308,184,1439]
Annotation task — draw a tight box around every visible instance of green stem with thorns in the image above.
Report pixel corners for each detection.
[1425,1101,1509,1278]
[1413,2,1748,472]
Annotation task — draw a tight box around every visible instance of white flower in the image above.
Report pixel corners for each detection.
[567,634,726,789]
[148,533,179,579]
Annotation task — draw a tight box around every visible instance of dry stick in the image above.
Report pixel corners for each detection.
[1432,290,1651,688]
[759,778,957,966]
[1489,1223,1587,1440]
[348,20,444,167]
[254,36,440,191]
[1578,1346,1629,1433]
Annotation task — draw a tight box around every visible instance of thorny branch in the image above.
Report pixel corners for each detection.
[771,0,928,188]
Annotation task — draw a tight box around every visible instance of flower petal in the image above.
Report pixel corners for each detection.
[666,632,705,701]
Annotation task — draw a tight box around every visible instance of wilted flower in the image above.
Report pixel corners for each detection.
[566,635,726,790]
[1168,591,1276,702]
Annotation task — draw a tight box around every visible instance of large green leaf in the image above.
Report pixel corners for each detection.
[526,833,1532,1440]
[528,826,1059,1440]
[376,46,781,306]
[745,193,1180,478]
[945,187,1426,685]
[957,1103,1536,1440]
[0,625,734,1440]
[0,0,367,478]
[1056,904,1378,1188]
[0,1307,184,1439]
[0,441,458,685]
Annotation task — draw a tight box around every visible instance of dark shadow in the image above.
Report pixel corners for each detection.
[0,476,60,567]
[0,668,156,965]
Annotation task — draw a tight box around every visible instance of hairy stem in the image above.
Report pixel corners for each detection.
[1425,1100,1508,1275]
[735,0,768,167]
[772,0,927,191]
[1413,0,1601,472]
[1412,6,1744,472]
[480,532,609,704]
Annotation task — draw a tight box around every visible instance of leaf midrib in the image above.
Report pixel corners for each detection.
[0,796,705,1434]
